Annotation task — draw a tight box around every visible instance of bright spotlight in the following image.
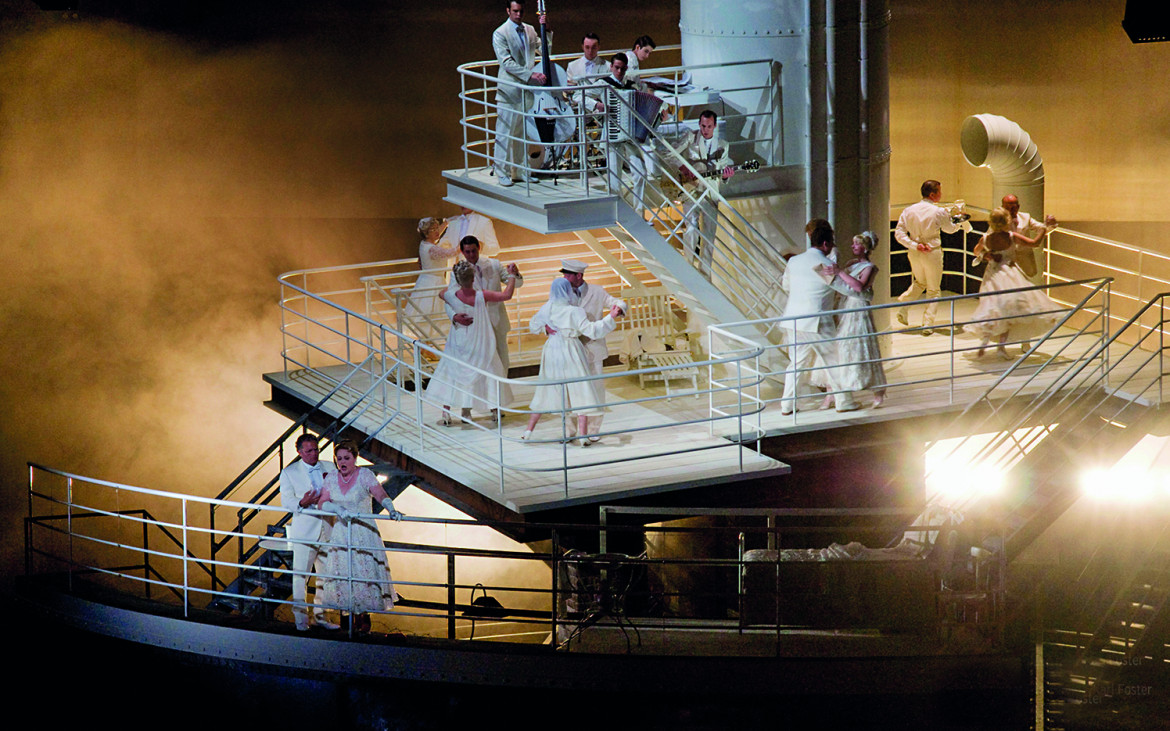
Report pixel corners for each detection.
[1081,465,1162,501]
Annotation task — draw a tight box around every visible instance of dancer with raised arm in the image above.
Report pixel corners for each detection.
[411,217,459,322]
[966,207,1060,359]
[522,278,623,445]
[427,260,517,426]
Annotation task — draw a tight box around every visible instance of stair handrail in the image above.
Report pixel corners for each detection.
[209,352,385,588]
[602,92,788,328]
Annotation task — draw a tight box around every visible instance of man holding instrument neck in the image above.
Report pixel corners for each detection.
[674,109,735,276]
[492,0,551,186]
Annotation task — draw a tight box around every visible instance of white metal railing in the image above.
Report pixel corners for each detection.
[26,462,985,647]
[709,276,1114,423]
[454,44,779,194]
[279,263,768,498]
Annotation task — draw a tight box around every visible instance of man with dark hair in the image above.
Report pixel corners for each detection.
[602,53,656,207]
[279,433,339,631]
[566,33,609,115]
[491,0,550,186]
[674,109,736,275]
[894,179,961,333]
[626,34,657,80]
[445,236,523,374]
[779,220,856,414]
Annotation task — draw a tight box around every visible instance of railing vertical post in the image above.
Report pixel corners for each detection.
[497,378,506,497]
[949,299,957,404]
[707,328,715,437]
[448,553,457,640]
[347,520,355,638]
[182,498,190,617]
[550,529,560,642]
[562,384,570,498]
[143,516,151,601]
[737,354,745,471]
[66,475,73,592]
[415,343,425,448]
[599,506,608,555]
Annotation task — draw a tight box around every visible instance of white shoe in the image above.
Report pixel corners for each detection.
[314,618,340,630]
[520,430,533,441]
[294,614,310,632]
[497,174,514,187]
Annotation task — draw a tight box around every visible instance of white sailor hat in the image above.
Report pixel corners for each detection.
[560,259,589,274]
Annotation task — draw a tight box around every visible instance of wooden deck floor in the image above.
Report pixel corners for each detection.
[266,300,1160,514]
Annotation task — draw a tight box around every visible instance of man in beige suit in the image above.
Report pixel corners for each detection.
[492,0,550,186]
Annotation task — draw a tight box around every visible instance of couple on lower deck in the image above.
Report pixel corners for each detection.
[781,219,887,415]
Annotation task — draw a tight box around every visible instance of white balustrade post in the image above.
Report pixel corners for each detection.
[182,498,190,618]
[66,476,74,592]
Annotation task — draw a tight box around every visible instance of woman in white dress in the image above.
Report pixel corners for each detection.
[316,439,403,633]
[822,231,888,409]
[426,260,517,426]
[966,207,1059,359]
[410,217,460,322]
[522,278,623,445]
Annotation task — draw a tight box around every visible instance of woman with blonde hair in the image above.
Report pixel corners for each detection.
[426,259,517,426]
[966,207,1059,358]
[410,217,460,322]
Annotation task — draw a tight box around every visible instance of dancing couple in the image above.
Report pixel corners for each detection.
[782,220,887,414]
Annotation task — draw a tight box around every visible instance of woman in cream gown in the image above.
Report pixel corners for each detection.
[822,231,888,409]
[410,217,460,324]
[522,278,623,445]
[425,260,516,425]
[966,207,1059,359]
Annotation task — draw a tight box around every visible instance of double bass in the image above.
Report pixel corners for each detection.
[524,0,575,175]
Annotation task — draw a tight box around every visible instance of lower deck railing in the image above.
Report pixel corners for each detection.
[25,463,1002,652]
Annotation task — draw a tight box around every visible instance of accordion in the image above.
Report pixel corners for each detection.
[605,88,664,144]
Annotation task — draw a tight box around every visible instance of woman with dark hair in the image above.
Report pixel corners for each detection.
[823,231,888,409]
[315,439,403,633]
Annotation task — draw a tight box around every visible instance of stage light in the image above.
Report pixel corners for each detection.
[1081,465,1165,502]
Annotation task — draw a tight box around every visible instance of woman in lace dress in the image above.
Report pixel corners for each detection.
[410,217,460,322]
[426,260,517,426]
[316,439,404,633]
[822,231,888,409]
[966,207,1058,359]
[521,278,623,445]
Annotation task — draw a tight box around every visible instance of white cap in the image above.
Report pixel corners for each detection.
[560,259,589,274]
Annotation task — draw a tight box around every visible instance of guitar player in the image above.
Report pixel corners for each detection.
[674,110,735,277]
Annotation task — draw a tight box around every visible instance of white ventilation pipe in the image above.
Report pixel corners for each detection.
[960,113,1045,217]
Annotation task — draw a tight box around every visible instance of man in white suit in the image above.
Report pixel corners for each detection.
[446,236,524,379]
[566,33,609,114]
[674,109,736,277]
[895,179,961,333]
[278,433,339,631]
[780,219,857,414]
[439,207,500,257]
[492,0,550,187]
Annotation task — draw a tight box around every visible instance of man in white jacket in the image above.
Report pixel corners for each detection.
[894,179,961,334]
[278,433,339,631]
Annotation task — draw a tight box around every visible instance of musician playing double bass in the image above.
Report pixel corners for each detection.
[674,109,736,277]
[492,0,550,187]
